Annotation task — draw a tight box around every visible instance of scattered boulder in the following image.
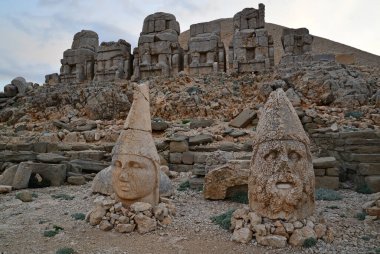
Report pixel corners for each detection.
[0,185,12,194]
[67,175,86,185]
[229,109,256,128]
[4,84,18,97]
[151,118,169,131]
[190,119,214,129]
[189,134,213,146]
[16,190,33,202]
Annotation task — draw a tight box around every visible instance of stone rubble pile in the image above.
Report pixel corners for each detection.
[86,195,176,234]
[230,206,334,247]
[362,192,380,219]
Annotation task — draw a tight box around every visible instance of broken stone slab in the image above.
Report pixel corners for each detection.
[53,120,74,131]
[12,163,33,189]
[189,134,213,146]
[0,164,18,186]
[349,154,380,163]
[169,141,189,153]
[312,157,337,169]
[18,162,67,186]
[69,159,109,173]
[67,175,86,185]
[204,160,250,200]
[229,109,256,128]
[0,185,12,194]
[0,151,37,162]
[189,119,214,129]
[36,153,69,163]
[357,163,380,175]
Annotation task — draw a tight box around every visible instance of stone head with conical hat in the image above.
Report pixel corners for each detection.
[249,88,315,221]
[111,82,160,207]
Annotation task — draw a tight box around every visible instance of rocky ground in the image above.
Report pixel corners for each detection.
[0,177,379,254]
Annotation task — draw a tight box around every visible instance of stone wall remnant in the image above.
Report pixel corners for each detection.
[229,4,274,74]
[95,39,133,81]
[280,28,313,64]
[132,12,183,80]
[60,30,99,83]
[249,88,315,221]
[184,20,225,74]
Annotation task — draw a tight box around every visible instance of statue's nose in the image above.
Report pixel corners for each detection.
[119,170,129,181]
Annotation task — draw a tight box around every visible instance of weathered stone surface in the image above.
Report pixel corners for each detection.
[231,227,252,243]
[134,213,157,234]
[289,226,317,247]
[69,159,109,173]
[189,134,213,146]
[130,202,152,213]
[99,220,113,231]
[189,119,214,129]
[4,84,18,97]
[151,118,169,131]
[0,151,37,162]
[249,89,315,220]
[36,153,69,163]
[67,175,86,185]
[169,141,188,153]
[111,83,160,207]
[315,176,339,190]
[115,223,135,233]
[16,190,33,202]
[0,165,18,186]
[326,168,339,176]
[95,39,132,81]
[256,235,287,248]
[365,176,380,193]
[313,157,337,169]
[60,30,98,83]
[159,170,173,197]
[204,160,250,200]
[91,166,113,195]
[18,162,67,186]
[88,206,107,226]
[11,77,28,95]
[314,168,325,176]
[229,109,256,128]
[169,153,182,164]
[182,151,194,165]
[133,12,182,80]
[12,163,32,189]
[189,177,204,190]
[358,163,380,175]
[0,185,12,194]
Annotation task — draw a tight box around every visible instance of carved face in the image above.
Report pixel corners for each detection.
[249,140,314,220]
[111,154,157,201]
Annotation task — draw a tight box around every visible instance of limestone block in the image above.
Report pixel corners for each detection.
[314,168,325,176]
[229,109,257,128]
[0,151,37,163]
[189,134,213,146]
[168,164,193,172]
[36,153,69,163]
[365,176,380,193]
[168,140,187,153]
[0,185,12,194]
[169,153,182,164]
[289,226,316,247]
[256,235,287,248]
[182,152,194,165]
[312,157,337,168]
[315,176,339,190]
[204,160,250,200]
[231,228,252,243]
[69,159,109,173]
[326,168,339,176]
[189,119,214,129]
[0,165,18,186]
[12,164,32,189]
[18,162,67,186]
[134,213,157,234]
[67,176,86,185]
[358,163,380,175]
[4,84,18,97]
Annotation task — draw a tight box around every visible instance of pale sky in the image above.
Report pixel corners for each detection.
[0,0,379,90]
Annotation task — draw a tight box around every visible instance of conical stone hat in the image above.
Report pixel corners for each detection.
[112,82,160,163]
[253,88,309,147]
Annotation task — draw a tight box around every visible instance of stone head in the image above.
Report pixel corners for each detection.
[249,88,315,220]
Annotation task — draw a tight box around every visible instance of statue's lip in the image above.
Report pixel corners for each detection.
[276,182,293,189]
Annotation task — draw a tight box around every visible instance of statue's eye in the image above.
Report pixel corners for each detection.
[128,161,141,168]
[288,151,300,161]
[264,150,278,161]
[114,160,122,167]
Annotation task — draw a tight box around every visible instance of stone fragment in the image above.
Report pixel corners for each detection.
[315,176,339,190]
[253,224,267,236]
[67,176,86,185]
[11,77,27,95]
[283,222,294,234]
[189,134,213,146]
[204,160,249,200]
[289,226,317,247]
[4,84,18,97]
[115,223,135,233]
[323,227,334,243]
[159,170,173,197]
[0,185,12,193]
[169,141,188,153]
[151,118,169,131]
[249,89,315,220]
[182,151,194,165]
[365,176,380,193]
[16,190,33,202]
[0,165,18,186]
[99,220,113,231]
[130,202,152,213]
[89,206,107,226]
[36,153,69,163]
[19,162,66,187]
[189,119,214,129]
[69,159,109,173]
[231,227,252,243]
[134,213,157,234]
[12,164,32,189]
[248,212,262,226]
[313,157,337,169]
[229,109,256,128]
[256,235,287,248]
[314,224,327,239]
